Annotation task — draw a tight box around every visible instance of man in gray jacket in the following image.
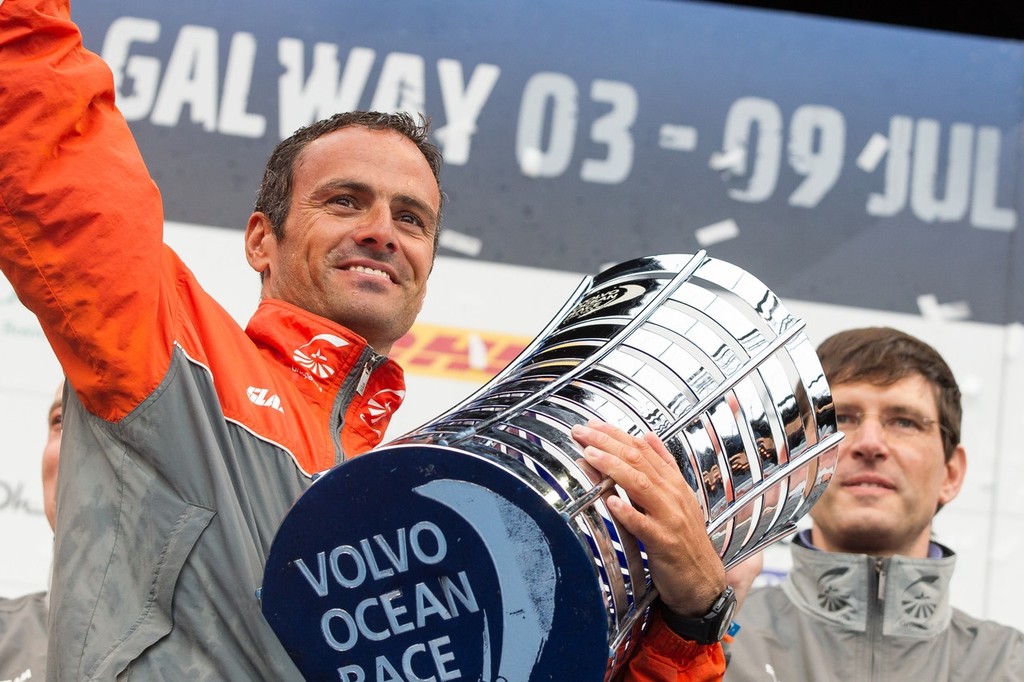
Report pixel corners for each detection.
[725,327,1024,681]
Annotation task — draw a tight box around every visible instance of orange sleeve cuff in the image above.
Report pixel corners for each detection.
[618,608,726,681]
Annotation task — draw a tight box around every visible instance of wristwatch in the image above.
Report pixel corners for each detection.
[658,586,737,645]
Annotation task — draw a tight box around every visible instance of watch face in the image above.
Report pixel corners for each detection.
[716,600,738,641]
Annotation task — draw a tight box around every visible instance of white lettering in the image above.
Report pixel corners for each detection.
[373,529,409,573]
[434,59,501,165]
[278,39,376,138]
[722,96,782,203]
[414,581,451,627]
[316,572,476,652]
[428,636,461,681]
[330,545,367,588]
[101,17,161,121]
[298,523,449,598]
[355,597,390,642]
[360,537,395,580]
[379,589,415,636]
[296,552,329,597]
[439,571,478,616]
[333,637,460,682]
[516,72,579,178]
[787,104,845,208]
[581,79,637,184]
[370,52,426,115]
[375,655,404,682]
[911,119,973,223]
[337,665,365,682]
[218,32,266,138]
[402,643,433,682]
[970,126,1017,230]
[322,608,359,652]
[409,521,447,564]
[867,117,1016,230]
[150,25,219,131]
[866,115,913,217]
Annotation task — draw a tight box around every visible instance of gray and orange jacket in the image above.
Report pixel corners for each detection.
[0,1,724,679]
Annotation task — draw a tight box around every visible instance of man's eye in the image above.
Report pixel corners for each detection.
[835,413,856,425]
[397,213,425,228]
[332,196,355,207]
[890,417,923,431]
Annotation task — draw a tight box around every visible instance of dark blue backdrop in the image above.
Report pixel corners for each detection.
[75,0,1024,324]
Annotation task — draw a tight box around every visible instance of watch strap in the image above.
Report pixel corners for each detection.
[657,586,737,645]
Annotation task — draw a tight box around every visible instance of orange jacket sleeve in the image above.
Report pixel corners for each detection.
[618,609,726,682]
[0,0,176,420]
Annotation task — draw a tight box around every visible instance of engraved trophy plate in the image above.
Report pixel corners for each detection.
[262,252,841,680]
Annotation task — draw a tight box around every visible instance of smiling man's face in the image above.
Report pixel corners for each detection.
[809,374,966,558]
[245,125,439,354]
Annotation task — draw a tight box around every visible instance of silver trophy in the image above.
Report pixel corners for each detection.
[261,251,841,681]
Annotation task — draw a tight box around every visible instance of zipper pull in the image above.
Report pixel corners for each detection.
[356,361,372,395]
[875,557,886,602]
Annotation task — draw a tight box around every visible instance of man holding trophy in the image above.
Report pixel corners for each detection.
[0,0,796,678]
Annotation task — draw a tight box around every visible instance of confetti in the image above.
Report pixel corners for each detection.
[466,332,488,370]
[916,293,971,321]
[857,133,889,172]
[519,147,544,177]
[696,219,740,246]
[439,229,483,257]
[709,147,745,172]
[659,124,698,151]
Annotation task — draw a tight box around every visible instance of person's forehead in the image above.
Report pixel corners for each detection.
[832,374,939,414]
[296,127,438,197]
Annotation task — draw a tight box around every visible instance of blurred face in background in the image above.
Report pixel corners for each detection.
[42,381,63,531]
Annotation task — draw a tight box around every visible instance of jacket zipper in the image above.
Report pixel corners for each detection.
[330,351,387,465]
[869,556,887,681]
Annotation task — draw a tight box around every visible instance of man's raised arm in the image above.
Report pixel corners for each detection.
[0,0,175,419]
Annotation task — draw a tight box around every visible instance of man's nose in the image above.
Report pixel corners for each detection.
[352,203,397,251]
[843,416,890,459]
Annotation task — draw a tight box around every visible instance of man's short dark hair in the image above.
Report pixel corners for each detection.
[253,111,444,255]
[816,327,962,460]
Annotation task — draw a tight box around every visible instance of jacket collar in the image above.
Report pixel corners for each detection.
[245,298,400,403]
[783,532,957,638]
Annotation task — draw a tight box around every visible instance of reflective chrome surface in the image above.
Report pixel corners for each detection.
[390,252,841,678]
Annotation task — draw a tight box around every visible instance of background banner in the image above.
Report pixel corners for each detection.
[72,0,1024,323]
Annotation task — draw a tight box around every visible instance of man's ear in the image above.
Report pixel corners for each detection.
[938,444,967,509]
[245,212,274,277]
